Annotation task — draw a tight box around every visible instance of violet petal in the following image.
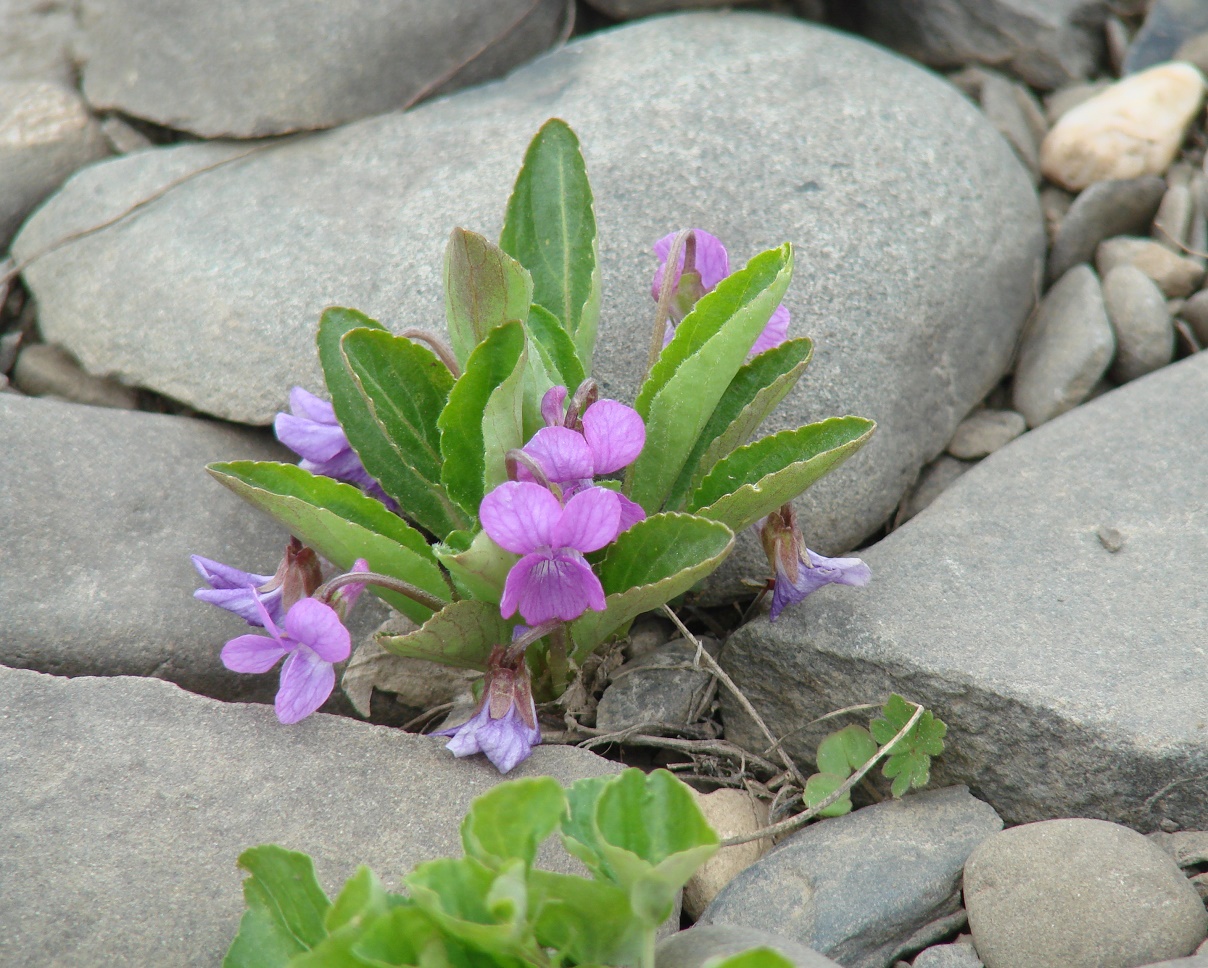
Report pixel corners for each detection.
[521,426,594,483]
[581,400,646,475]
[275,646,335,724]
[284,598,351,663]
[551,486,621,553]
[221,633,290,674]
[480,481,561,555]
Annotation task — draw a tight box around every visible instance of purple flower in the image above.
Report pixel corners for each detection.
[221,594,352,724]
[759,504,870,622]
[274,387,389,503]
[480,481,621,625]
[192,538,322,627]
[652,229,790,356]
[433,644,540,774]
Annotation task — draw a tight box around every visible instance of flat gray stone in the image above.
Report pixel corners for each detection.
[12,341,139,408]
[946,409,1026,459]
[965,819,1208,968]
[1047,176,1166,283]
[0,392,379,705]
[1102,264,1173,383]
[13,12,1044,576]
[1124,0,1208,75]
[897,454,974,525]
[719,351,1208,831]
[913,942,985,968]
[0,0,81,87]
[657,925,842,968]
[701,786,1003,968]
[854,0,1108,90]
[0,664,621,967]
[1012,264,1114,427]
[0,80,108,248]
[77,0,570,138]
[596,640,713,732]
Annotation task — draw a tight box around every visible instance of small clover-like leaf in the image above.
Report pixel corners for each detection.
[705,949,799,968]
[816,724,878,778]
[870,695,947,799]
[803,772,852,818]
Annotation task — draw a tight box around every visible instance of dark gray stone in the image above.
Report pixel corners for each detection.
[897,454,973,524]
[1012,264,1114,427]
[0,392,388,705]
[720,351,1208,831]
[701,786,1003,968]
[1102,264,1173,383]
[13,12,1044,581]
[77,0,571,138]
[596,640,713,732]
[965,819,1208,968]
[657,924,842,968]
[1047,176,1166,283]
[0,0,81,87]
[1124,0,1208,75]
[854,0,1107,90]
[0,664,621,967]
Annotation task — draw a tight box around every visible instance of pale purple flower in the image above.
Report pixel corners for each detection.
[433,644,540,774]
[652,230,790,356]
[274,387,389,502]
[192,538,321,627]
[759,504,869,622]
[480,481,621,625]
[221,595,351,724]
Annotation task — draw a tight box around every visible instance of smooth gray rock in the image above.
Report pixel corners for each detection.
[701,786,1002,968]
[946,409,1026,459]
[1047,176,1166,283]
[0,392,379,705]
[1102,265,1174,383]
[13,13,1044,579]
[596,640,713,732]
[854,0,1108,90]
[1124,0,1208,75]
[965,819,1208,968]
[1043,81,1110,125]
[1012,264,1114,427]
[12,341,139,408]
[897,454,973,524]
[977,70,1041,182]
[1149,830,1208,870]
[0,664,620,967]
[1178,288,1208,345]
[657,924,842,968]
[0,0,81,87]
[720,351,1208,830]
[78,0,571,138]
[913,942,985,968]
[1097,236,1207,299]
[1154,183,1195,251]
[0,81,108,247]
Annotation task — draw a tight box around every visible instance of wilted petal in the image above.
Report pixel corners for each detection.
[275,646,336,724]
[552,486,621,553]
[541,385,568,427]
[521,426,594,483]
[435,704,490,757]
[804,549,872,587]
[480,481,561,555]
[582,400,646,474]
[275,412,350,464]
[288,387,337,424]
[616,493,647,534]
[191,555,270,590]
[221,633,289,674]
[474,704,542,773]
[284,598,351,663]
[768,550,871,621]
[194,585,285,627]
[501,550,606,624]
[652,229,730,298]
[750,303,790,357]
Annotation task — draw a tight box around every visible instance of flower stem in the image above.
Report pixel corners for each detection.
[315,571,447,614]
[546,624,571,694]
[504,620,563,664]
[645,228,692,381]
[399,328,462,378]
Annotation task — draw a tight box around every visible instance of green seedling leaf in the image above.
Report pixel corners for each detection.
[664,338,813,510]
[224,845,330,968]
[628,245,794,513]
[687,417,875,533]
[870,696,948,799]
[375,599,512,672]
[434,529,515,604]
[527,304,586,390]
[528,870,644,967]
[461,777,567,871]
[444,228,534,367]
[345,905,446,968]
[324,867,390,935]
[500,119,601,365]
[816,725,877,778]
[570,513,734,659]
[207,462,449,624]
[803,772,853,818]
[340,328,463,539]
[559,774,614,880]
[705,948,800,968]
[439,320,527,521]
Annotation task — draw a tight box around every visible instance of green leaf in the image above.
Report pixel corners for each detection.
[528,871,644,966]
[345,906,447,968]
[439,320,527,521]
[570,513,734,659]
[706,948,800,968]
[207,462,449,624]
[224,845,330,968]
[444,228,533,367]
[527,304,586,390]
[803,772,853,818]
[375,599,512,672]
[434,530,515,604]
[324,867,390,935]
[461,777,567,871]
[687,416,875,533]
[664,338,813,511]
[559,774,615,880]
[500,118,601,365]
[340,328,464,539]
[628,245,794,513]
[815,725,877,778]
[870,695,947,799]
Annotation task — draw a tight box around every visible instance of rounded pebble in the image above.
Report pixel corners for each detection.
[1047,176,1165,283]
[1103,265,1175,382]
[1097,236,1206,298]
[947,409,1027,459]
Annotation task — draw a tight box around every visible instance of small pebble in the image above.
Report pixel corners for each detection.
[912,941,985,968]
[1105,15,1130,77]
[99,115,153,154]
[1040,64,1206,191]
[1097,237,1206,298]
[626,616,673,661]
[1178,289,1208,344]
[683,789,771,918]
[1043,82,1110,126]
[1039,186,1073,244]
[1125,0,1208,74]
[897,455,972,524]
[12,343,140,409]
[1175,31,1208,77]
[1097,525,1126,552]
[1154,183,1195,251]
[595,639,713,732]
[947,409,1026,459]
[1047,176,1165,283]
[978,71,1040,182]
[1102,265,1174,383]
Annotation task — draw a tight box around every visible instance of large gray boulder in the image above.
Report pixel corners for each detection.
[0,0,82,87]
[720,350,1208,831]
[13,12,1044,568]
[76,0,571,137]
[0,664,620,966]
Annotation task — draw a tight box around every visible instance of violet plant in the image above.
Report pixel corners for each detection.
[196,119,875,770]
